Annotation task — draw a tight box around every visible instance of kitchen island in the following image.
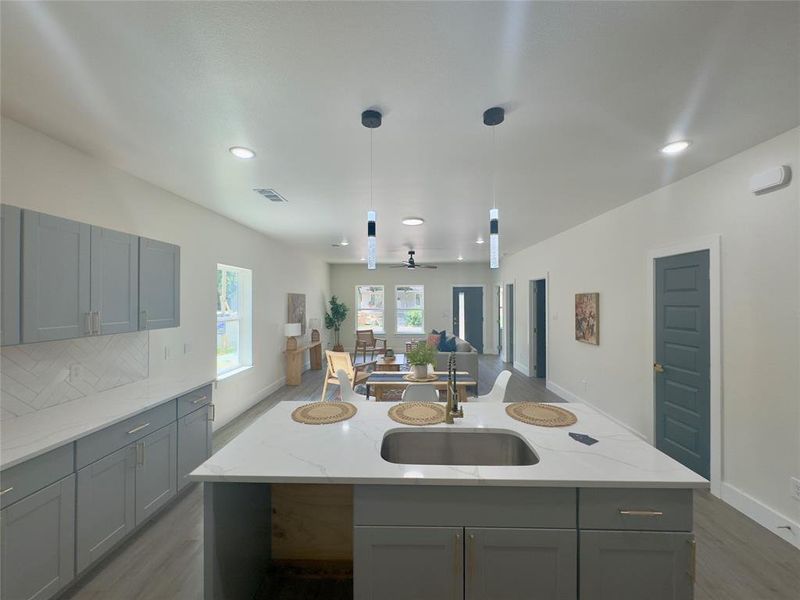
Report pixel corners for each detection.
[191,401,707,599]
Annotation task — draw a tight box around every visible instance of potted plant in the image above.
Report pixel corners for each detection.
[324,295,349,352]
[406,342,437,380]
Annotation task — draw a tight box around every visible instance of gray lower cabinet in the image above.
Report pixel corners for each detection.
[580,530,694,600]
[1,204,21,346]
[465,528,577,600]
[177,404,212,491]
[135,423,177,525]
[76,445,136,573]
[21,210,91,342]
[90,226,138,334]
[139,237,180,330]
[354,526,464,600]
[0,475,76,600]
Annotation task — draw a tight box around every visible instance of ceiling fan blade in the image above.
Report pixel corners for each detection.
[417,265,438,269]
[389,264,407,268]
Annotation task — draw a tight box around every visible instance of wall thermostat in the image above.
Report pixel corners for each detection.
[749,165,791,195]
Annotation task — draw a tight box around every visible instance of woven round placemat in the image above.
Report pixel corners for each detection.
[388,402,446,426]
[291,402,357,425]
[505,402,577,427]
[403,373,439,383]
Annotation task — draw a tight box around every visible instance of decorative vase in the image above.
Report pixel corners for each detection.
[412,364,428,379]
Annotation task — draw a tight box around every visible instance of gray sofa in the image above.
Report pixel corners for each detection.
[434,336,478,387]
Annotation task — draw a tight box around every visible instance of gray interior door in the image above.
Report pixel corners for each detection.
[91,226,139,334]
[466,527,576,600]
[528,279,547,378]
[580,530,694,600]
[139,237,180,330]
[135,423,177,525]
[0,475,75,600]
[354,525,463,600]
[655,250,710,479]
[1,204,21,346]
[177,405,212,491]
[452,287,483,352]
[76,444,136,573]
[22,211,91,342]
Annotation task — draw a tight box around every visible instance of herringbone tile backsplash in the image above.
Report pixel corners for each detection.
[0,332,149,420]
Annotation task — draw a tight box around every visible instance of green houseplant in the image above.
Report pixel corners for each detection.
[324,295,349,351]
[406,342,437,379]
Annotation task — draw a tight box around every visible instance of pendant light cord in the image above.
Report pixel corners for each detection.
[492,125,497,210]
[370,129,374,209]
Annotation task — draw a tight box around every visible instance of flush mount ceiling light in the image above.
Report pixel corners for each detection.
[360,257,366,262]
[402,217,425,226]
[340,239,350,246]
[363,109,382,270]
[229,146,256,159]
[660,140,691,155]
[483,106,505,269]
[457,255,464,262]
[476,237,485,245]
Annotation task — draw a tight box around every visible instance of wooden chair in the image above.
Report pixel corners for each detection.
[321,351,374,401]
[355,329,387,363]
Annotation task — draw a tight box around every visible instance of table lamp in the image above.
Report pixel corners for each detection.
[285,323,302,351]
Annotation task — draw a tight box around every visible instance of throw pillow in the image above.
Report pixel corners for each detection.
[437,330,448,351]
[455,338,472,353]
[427,333,440,349]
[441,334,457,353]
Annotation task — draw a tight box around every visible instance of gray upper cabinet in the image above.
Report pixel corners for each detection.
[1,204,21,346]
[465,528,577,600]
[354,526,464,600]
[139,237,180,330]
[76,445,136,573]
[90,226,138,335]
[580,530,694,600]
[135,423,177,525]
[22,211,91,343]
[177,404,212,491]
[1,474,76,600]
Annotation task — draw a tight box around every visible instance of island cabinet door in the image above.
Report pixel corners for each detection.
[177,404,212,491]
[0,475,75,600]
[354,526,464,600]
[465,528,577,600]
[580,531,694,600]
[135,423,177,525]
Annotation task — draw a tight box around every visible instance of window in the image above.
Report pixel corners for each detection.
[216,264,252,376]
[356,285,384,333]
[396,285,424,334]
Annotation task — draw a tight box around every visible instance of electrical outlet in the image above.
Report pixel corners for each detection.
[164,345,171,360]
[183,343,191,354]
[791,477,800,502]
[68,364,82,383]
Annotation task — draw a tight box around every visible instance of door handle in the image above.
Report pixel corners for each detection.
[687,538,696,583]
[467,533,476,586]
[85,312,93,334]
[136,441,145,468]
[0,486,14,496]
[653,362,665,373]
[208,404,216,422]
[453,532,462,599]
[127,422,151,435]
[619,509,664,517]
[92,311,100,335]
[191,395,208,405]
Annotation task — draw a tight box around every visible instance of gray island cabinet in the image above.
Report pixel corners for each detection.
[194,402,706,600]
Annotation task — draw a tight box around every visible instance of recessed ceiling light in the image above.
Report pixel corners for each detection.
[402,217,425,226]
[229,146,256,159]
[660,140,691,155]
[360,257,366,262]
[340,239,350,247]
[457,255,464,262]
[476,237,485,245]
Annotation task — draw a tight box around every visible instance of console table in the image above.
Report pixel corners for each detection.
[285,341,322,385]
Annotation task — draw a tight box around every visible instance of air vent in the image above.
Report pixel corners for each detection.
[253,188,287,203]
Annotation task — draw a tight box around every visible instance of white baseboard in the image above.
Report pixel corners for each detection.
[214,375,286,430]
[545,380,648,441]
[720,482,800,550]
[513,361,530,376]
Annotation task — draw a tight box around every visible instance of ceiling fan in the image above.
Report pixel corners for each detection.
[390,250,438,270]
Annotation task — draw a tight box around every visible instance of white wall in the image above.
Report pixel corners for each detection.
[1,117,330,429]
[329,263,497,353]
[501,127,800,544]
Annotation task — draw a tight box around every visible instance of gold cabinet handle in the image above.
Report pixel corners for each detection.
[687,538,696,583]
[85,312,93,334]
[93,311,101,335]
[0,486,14,496]
[136,441,145,468]
[653,362,665,373]
[208,404,215,422]
[453,532,462,599]
[467,533,476,586]
[619,509,664,517]
[127,422,151,435]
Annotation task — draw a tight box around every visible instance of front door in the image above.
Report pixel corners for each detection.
[654,250,710,479]
[452,287,484,353]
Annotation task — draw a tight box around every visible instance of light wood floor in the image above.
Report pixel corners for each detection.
[62,356,800,600]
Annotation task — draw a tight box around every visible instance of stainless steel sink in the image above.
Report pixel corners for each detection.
[380,429,539,466]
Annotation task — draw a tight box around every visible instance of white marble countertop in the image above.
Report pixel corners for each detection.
[190,401,709,489]
[1,376,214,470]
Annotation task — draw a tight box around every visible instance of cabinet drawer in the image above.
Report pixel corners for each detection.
[579,488,692,532]
[177,384,212,418]
[76,401,176,469]
[0,444,74,509]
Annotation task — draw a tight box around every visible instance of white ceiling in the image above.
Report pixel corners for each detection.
[2,1,798,264]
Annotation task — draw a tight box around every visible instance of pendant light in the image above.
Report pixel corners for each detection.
[362,109,381,269]
[484,106,504,269]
